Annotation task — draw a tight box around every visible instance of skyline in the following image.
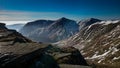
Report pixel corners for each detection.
[0,0,120,24]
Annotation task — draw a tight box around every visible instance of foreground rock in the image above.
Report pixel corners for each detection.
[0,43,50,68]
[44,45,88,66]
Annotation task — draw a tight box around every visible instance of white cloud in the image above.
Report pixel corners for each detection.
[0,10,80,24]
[0,10,80,21]
[0,21,29,25]
[0,10,69,21]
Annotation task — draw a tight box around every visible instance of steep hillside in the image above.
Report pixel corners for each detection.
[20,17,79,43]
[56,20,120,67]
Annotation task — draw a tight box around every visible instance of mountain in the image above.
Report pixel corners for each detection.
[78,18,101,30]
[55,20,120,67]
[6,24,25,31]
[20,17,79,43]
[0,23,88,68]
[20,20,54,36]
[19,19,55,43]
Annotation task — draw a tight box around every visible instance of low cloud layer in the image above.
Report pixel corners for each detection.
[0,10,79,21]
[0,10,81,25]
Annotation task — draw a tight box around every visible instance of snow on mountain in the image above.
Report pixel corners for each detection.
[78,18,101,30]
[55,20,120,67]
[99,20,120,25]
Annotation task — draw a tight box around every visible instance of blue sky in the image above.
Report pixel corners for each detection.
[0,0,120,24]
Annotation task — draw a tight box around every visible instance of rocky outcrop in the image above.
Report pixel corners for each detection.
[43,45,88,66]
[19,17,79,43]
[0,23,7,29]
[0,29,32,45]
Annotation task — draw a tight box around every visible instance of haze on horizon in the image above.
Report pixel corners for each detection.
[0,0,120,25]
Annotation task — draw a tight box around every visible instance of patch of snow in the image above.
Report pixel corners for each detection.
[95,51,99,54]
[103,42,110,46]
[72,34,79,40]
[111,47,119,54]
[87,39,91,42]
[107,35,111,38]
[85,32,91,40]
[90,50,111,59]
[85,57,91,59]
[87,25,93,31]
[74,44,85,50]
[100,20,120,25]
[98,59,104,63]
[113,56,120,60]
[118,36,120,38]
